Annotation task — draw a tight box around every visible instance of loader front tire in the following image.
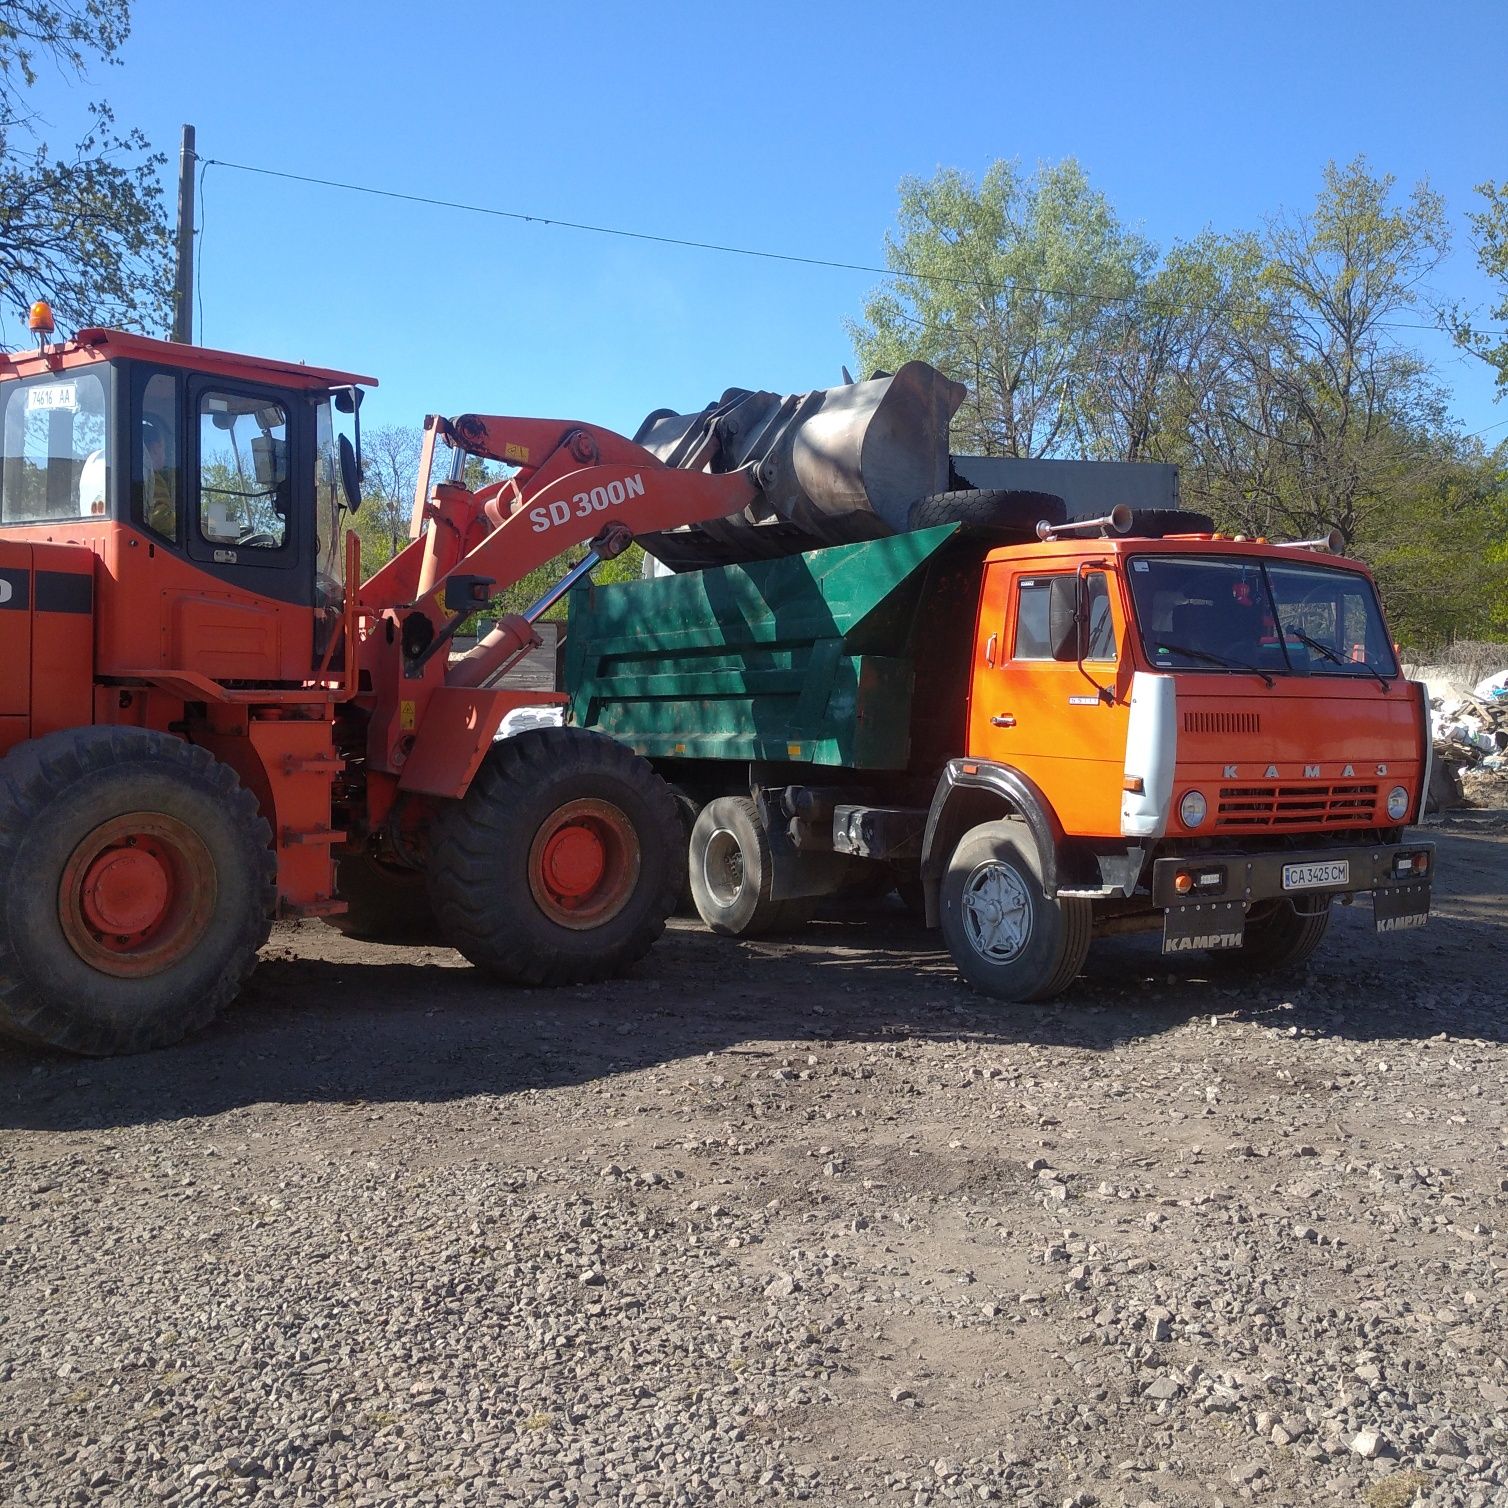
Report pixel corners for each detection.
[0,728,274,1055]
[427,728,684,985]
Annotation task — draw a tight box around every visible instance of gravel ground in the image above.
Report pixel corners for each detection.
[2,819,1505,1508]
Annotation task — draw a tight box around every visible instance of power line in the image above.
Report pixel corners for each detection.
[202,156,1508,339]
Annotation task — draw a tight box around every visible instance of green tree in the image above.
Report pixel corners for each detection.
[354,423,423,564]
[1082,230,1265,463]
[1182,157,1452,549]
[0,0,170,343]
[1359,432,1508,649]
[1450,179,1508,394]
[848,159,1152,457]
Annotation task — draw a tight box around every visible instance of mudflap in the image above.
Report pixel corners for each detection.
[1162,901,1246,955]
[1373,880,1431,933]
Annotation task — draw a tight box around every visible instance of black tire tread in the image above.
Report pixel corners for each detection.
[1233,899,1331,972]
[941,817,1091,1003]
[1120,508,1216,538]
[910,489,1067,535]
[427,727,682,986]
[0,727,274,1055]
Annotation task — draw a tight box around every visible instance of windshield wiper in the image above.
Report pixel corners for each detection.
[1154,641,1275,688]
[1286,629,1389,690]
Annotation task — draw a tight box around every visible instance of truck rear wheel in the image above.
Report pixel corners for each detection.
[1231,897,1331,972]
[427,727,683,985]
[326,850,441,944]
[940,819,1091,1002]
[0,728,275,1055]
[688,797,815,937]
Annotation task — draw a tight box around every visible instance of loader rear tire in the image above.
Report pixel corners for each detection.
[326,850,441,944]
[0,728,274,1055]
[687,797,815,937]
[909,489,1067,535]
[427,727,683,986]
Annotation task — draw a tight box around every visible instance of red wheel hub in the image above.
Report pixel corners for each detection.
[527,799,641,930]
[58,814,217,978]
[540,824,608,899]
[80,844,172,936]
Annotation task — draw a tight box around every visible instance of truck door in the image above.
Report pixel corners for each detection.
[969,562,1130,838]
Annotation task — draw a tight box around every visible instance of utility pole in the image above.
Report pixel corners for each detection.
[172,124,197,343]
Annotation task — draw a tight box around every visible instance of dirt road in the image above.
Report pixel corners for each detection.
[2,821,1505,1507]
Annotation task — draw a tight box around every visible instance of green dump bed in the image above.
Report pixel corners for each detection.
[563,524,984,772]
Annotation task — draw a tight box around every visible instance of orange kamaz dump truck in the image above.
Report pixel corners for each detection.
[563,505,1435,1001]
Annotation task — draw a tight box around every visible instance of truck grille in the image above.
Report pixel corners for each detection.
[1217,782,1379,828]
[1184,710,1261,735]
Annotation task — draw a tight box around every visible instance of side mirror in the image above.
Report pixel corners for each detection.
[1047,575,1080,662]
[338,433,361,513]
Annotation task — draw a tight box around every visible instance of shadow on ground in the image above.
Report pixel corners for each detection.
[2,827,1503,1132]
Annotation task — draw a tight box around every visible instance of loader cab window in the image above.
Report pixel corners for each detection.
[1,370,109,525]
[197,392,289,551]
[137,372,180,541]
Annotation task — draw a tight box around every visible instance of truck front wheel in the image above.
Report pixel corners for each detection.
[427,727,684,985]
[940,820,1091,1002]
[1231,897,1331,972]
[688,797,815,937]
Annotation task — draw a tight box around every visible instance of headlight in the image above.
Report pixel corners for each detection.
[1386,785,1410,821]
[1179,790,1207,828]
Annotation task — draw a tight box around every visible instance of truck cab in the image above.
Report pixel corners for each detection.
[929,530,1433,987]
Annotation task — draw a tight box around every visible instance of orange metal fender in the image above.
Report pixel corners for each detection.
[396,686,567,800]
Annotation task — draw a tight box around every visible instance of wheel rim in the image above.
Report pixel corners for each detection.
[960,860,1034,963]
[701,828,746,908]
[58,813,218,978]
[527,798,640,930]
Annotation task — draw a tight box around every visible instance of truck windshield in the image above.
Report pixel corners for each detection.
[1126,554,1398,681]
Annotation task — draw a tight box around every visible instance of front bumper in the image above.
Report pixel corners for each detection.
[1151,840,1434,951]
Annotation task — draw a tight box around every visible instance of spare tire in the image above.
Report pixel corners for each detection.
[909,489,1067,535]
[1120,508,1215,538]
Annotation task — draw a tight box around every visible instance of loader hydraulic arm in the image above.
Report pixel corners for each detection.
[356,411,760,700]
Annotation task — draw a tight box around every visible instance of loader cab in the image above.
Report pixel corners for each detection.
[1,330,370,681]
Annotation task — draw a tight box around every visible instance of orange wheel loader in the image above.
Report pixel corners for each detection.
[0,309,763,1054]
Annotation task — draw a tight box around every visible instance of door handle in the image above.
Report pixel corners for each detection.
[990,713,1016,728]
[984,632,997,667]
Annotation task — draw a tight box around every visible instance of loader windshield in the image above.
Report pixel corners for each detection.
[1,371,109,524]
[1127,554,1398,681]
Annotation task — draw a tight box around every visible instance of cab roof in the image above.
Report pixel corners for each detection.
[985,532,1372,577]
[0,328,376,390]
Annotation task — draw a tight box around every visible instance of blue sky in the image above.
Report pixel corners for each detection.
[22,0,1508,444]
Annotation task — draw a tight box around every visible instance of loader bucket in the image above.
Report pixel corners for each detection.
[635,361,965,568]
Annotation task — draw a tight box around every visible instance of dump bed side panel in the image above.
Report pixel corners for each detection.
[565,526,973,771]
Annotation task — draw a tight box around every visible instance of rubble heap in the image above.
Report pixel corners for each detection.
[1430,668,1508,810]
